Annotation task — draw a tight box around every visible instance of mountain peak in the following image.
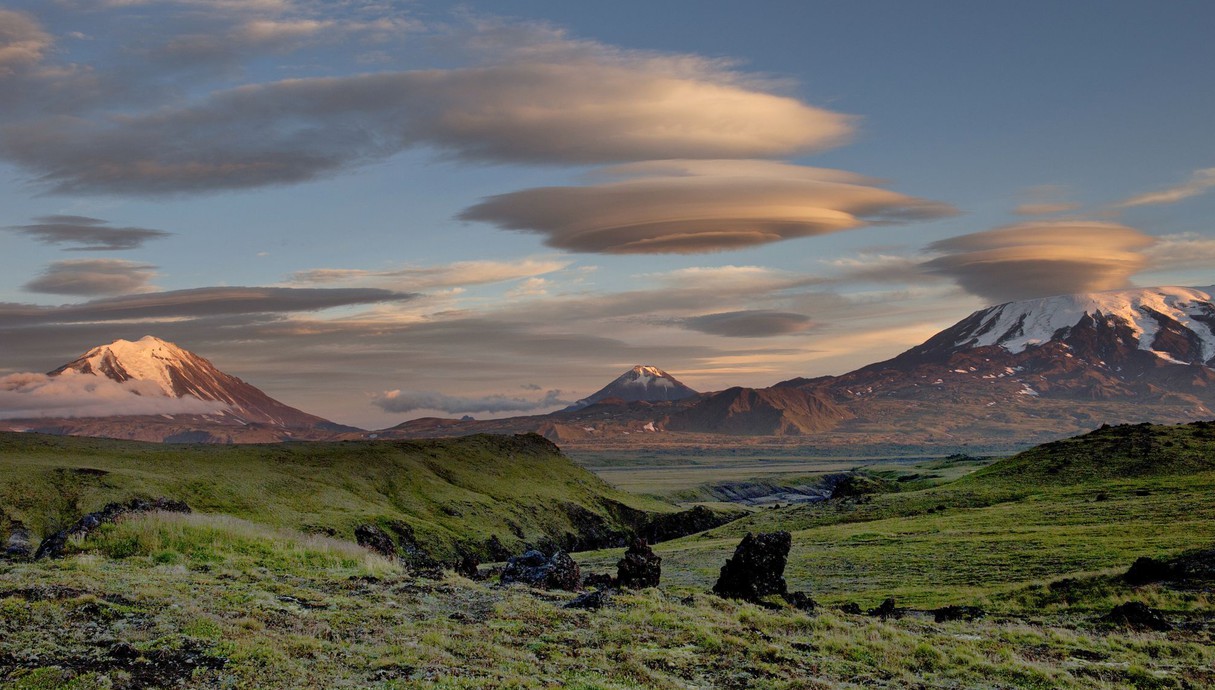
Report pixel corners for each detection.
[932,285,1215,365]
[564,365,699,411]
[47,336,337,429]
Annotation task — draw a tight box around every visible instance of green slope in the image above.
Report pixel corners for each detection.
[579,421,1215,607]
[0,431,677,561]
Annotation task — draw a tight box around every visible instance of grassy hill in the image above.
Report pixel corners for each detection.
[0,432,679,562]
[2,422,1214,688]
[579,421,1215,608]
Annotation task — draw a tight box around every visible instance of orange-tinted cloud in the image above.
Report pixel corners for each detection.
[924,221,1156,302]
[461,160,955,254]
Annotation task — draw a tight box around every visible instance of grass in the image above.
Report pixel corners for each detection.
[0,432,675,561]
[2,421,1215,688]
[2,511,1212,688]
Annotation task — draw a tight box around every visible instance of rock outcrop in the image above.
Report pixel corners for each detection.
[500,550,582,591]
[616,538,661,589]
[34,498,190,559]
[712,531,792,600]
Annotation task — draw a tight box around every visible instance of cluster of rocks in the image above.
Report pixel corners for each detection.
[5,498,192,561]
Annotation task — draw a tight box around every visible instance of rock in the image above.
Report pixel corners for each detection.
[782,591,818,612]
[867,597,904,620]
[582,572,617,589]
[837,602,863,615]
[1125,556,1174,585]
[500,550,582,591]
[616,538,661,589]
[1101,601,1171,631]
[639,505,740,543]
[35,497,190,560]
[932,605,986,623]
[354,524,397,559]
[564,589,612,610]
[3,523,32,560]
[455,554,481,579]
[712,531,791,601]
[485,535,513,562]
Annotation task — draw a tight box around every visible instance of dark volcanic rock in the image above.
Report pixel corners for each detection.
[35,497,190,559]
[1101,601,1172,631]
[616,538,661,589]
[639,505,740,543]
[837,602,863,615]
[500,550,582,591]
[932,605,986,623]
[712,531,791,600]
[1125,548,1215,586]
[582,572,617,589]
[3,522,32,560]
[354,524,397,559]
[455,553,481,579]
[564,589,612,610]
[782,591,818,612]
[867,597,904,620]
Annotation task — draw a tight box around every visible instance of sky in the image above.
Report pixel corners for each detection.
[1,0,1213,428]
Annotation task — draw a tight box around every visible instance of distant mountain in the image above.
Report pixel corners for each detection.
[671,286,1215,443]
[3,336,355,442]
[563,365,699,410]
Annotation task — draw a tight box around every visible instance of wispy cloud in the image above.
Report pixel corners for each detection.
[6,215,171,251]
[1117,168,1215,207]
[373,387,570,415]
[291,258,570,290]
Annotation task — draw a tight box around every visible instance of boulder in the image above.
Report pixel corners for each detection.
[932,605,986,623]
[1101,601,1171,631]
[3,523,32,560]
[867,597,904,620]
[582,572,617,589]
[354,524,397,559]
[500,550,581,591]
[616,538,661,589]
[782,591,818,612]
[564,589,611,610]
[712,531,791,600]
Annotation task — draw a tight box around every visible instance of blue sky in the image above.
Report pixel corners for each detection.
[1,0,1213,427]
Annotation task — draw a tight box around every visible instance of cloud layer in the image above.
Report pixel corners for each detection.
[5,216,171,251]
[373,388,569,415]
[1117,168,1215,207]
[0,15,854,196]
[681,310,816,338]
[24,259,157,296]
[924,221,1156,302]
[0,371,229,420]
[461,160,955,254]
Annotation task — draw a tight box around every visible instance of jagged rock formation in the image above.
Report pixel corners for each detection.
[712,531,792,600]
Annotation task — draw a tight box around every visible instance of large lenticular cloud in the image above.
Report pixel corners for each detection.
[923,221,1157,302]
[460,160,956,254]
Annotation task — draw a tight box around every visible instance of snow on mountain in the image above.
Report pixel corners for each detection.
[46,335,336,429]
[564,365,698,411]
[946,286,1215,363]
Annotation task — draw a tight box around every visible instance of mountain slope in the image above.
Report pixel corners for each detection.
[0,431,682,562]
[619,286,1215,445]
[564,365,699,410]
[2,336,353,442]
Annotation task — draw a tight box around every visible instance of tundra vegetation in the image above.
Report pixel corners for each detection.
[2,422,1214,688]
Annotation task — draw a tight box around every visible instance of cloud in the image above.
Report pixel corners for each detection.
[1142,233,1215,271]
[291,258,569,290]
[1014,202,1081,216]
[460,160,955,254]
[0,9,50,75]
[923,221,1156,302]
[6,215,171,250]
[0,371,230,420]
[373,388,570,415]
[680,310,816,338]
[24,259,158,296]
[1117,168,1215,207]
[0,286,416,324]
[0,21,854,196]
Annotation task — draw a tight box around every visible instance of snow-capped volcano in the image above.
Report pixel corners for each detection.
[916,286,1215,365]
[564,365,699,411]
[46,335,336,430]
